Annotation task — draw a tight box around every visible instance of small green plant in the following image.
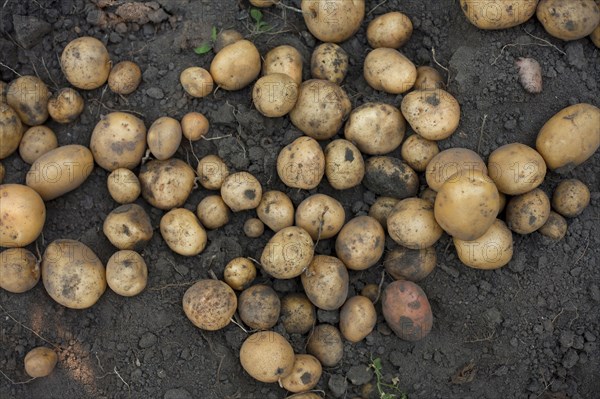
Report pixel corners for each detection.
[369,357,408,399]
[194,26,218,55]
[250,8,270,32]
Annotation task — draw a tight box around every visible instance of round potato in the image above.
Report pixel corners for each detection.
[257,190,294,232]
[344,103,406,155]
[240,331,295,383]
[252,73,298,117]
[261,226,314,279]
[103,204,153,250]
[505,188,551,234]
[460,0,538,29]
[360,284,379,302]
[42,239,106,309]
[335,216,385,270]
[384,246,437,282]
[0,184,45,248]
[387,198,443,249]
[214,29,243,53]
[180,67,214,98]
[454,219,513,269]
[139,159,196,210]
[47,87,84,124]
[181,112,209,141]
[306,324,344,367]
[280,293,316,334]
[340,295,377,343]
[538,211,568,240]
[302,255,349,310]
[401,89,460,140]
[488,143,546,195]
[368,197,399,229]
[401,134,440,172]
[244,218,264,238]
[363,156,419,199]
[223,257,256,291]
[367,11,413,48]
[324,139,365,190]
[160,208,207,256]
[414,66,445,90]
[295,194,345,240]
[24,347,57,378]
[147,116,182,160]
[19,126,58,164]
[425,148,488,192]
[419,187,437,204]
[536,0,600,41]
[183,279,237,330]
[238,284,281,330]
[0,103,23,159]
[196,195,230,229]
[0,162,4,183]
[277,136,325,189]
[382,280,433,341]
[311,43,349,84]
[106,250,147,297]
[210,40,261,91]
[280,354,322,393]
[61,36,111,90]
[197,155,229,190]
[552,179,590,217]
[220,171,262,212]
[107,168,141,204]
[364,48,417,94]
[0,248,40,293]
[301,0,365,43]
[262,45,303,85]
[108,61,142,95]
[6,76,50,126]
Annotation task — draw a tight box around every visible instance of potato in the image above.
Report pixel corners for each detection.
[0,184,45,248]
[302,255,349,310]
[296,194,345,240]
[223,257,256,291]
[0,162,4,183]
[277,136,325,189]
[220,171,263,211]
[257,190,294,232]
[538,211,568,240]
[197,154,229,190]
[147,116,182,160]
[401,89,461,141]
[414,66,445,90]
[196,195,230,229]
[47,87,84,123]
[0,80,6,102]
[252,73,298,117]
[339,295,377,343]
[335,216,385,270]
[210,40,261,91]
[0,248,40,293]
[106,250,147,296]
[26,145,94,201]
[306,324,344,367]
[263,45,303,86]
[367,11,413,48]
[90,112,147,171]
[368,197,399,229]
[454,219,513,269]
[301,0,365,43]
[108,61,142,95]
[361,284,379,302]
[434,170,500,241]
[419,187,437,204]
[324,139,365,190]
[364,48,417,94]
[460,0,538,29]
[6,76,50,126]
[244,218,264,238]
[344,103,406,155]
[591,24,600,47]
[537,0,600,41]
[382,280,433,341]
[387,198,443,249]
[214,29,243,53]
[289,79,351,140]
[363,156,419,199]
[552,179,590,217]
[0,103,23,159]
[311,43,349,84]
[42,239,106,309]
[240,331,295,383]
[426,148,488,192]
[384,246,437,282]
[286,394,322,399]
[107,168,141,204]
[139,159,196,210]
[536,103,600,171]
[103,204,153,250]
[280,293,316,334]
[488,143,546,195]
[498,192,507,213]
[250,0,278,6]
[238,284,281,330]
[181,112,209,141]
[505,188,551,234]
[19,126,58,164]
[160,208,207,256]
[61,36,111,90]
[24,347,57,378]
[401,134,440,172]
[261,226,314,279]
[182,279,237,330]
[180,67,214,98]
[280,354,322,393]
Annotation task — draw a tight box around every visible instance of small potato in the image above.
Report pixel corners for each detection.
[0,103,23,159]
[506,188,551,234]
[364,48,417,94]
[103,204,153,250]
[460,0,538,29]
[252,73,299,117]
[280,293,316,334]
[0,248,40,293]
[301,0,365,43]
[147,116,182,160]
[183,279,237,330]
[139,159,196,210]
[537,0,600,41]
[210,40,261,91]
[344,103,406,155]
[0,162,4,183]
[368,197,399,229]
[238,284,281,330]
[19,126,58,164]
[214,29,243,53]
[220,171,263,212]
[367,11,413,48]
[6,76,50,126]
[401,89,461,141]
[240,331,295,383]
[425,148,488,192]
[384,246,437,282]
[591,24,600,47]
[196,195,230,229]
[488,143,546,195]
[106,250,147,297]
[387,198,443,249]
[61,36,111,90]
[223,257,256,291]
[107,168,141,204]
[277,136,325,189]
[340,295,377,343]
[454,219,514,269]
[180,67,214,98]
[280,354,322,393]
[324,139,365,190]
[261,226,314,279]
[552,179,590,218]
[160,208,207,256]
[361,284,379,302]
[290,79,351,140]
[263,45,303,85]
[335,216,385,271]
[364,156,419,199]
[414,66,445,90]
[197,154,229,190]
[244,218,264,238]
[295,194,345,240]
[401,134,440,172]
[419,187,437,204]
[24,347,57,378]
[108,61,142,95]
[311,43,349,84]
[302,255,349,310]
[257,190,295,232]
[0,184,46,248]
[181,112,209,141]
[47,88,84,123]
[306,324,344,367]
[538,211,568,240]
[382,280,433,341]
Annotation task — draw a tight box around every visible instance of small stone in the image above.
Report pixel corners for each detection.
[388,350,403,367]
[565,42,586,69]
[164,388,192,399]
[130,368,143,381]
[483,307,503,326]
[317,309,340,324]
[346,365,372,385]
[109,32,122,44]
[561,349,578,369]
[139,332,158,348]
[494,365,508,376]
[328,374,348,398]
[560,331,574,348]
[12,15,52,49]
[572,336,584,350]
[146,87,164,99]
[504,119,517,131]
[584,331,596,342]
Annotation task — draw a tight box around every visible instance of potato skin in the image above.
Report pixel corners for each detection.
[252,73,298,117]
[214,29,243,53]
[537,0,600,40]
[401,134,439,172]
[0,248,40,293]
[261,226,314,279]
[263,45,303,86]
[243,218,264,238]
[591,24,600,47]
[280,354,322,393]
[181,112,209,141]
[180,67,214,98]
[47,88,84,124]
[368,197,399,229]
[106,250,147,297]
[196,195,230,230]
[0,103,23,159]
[387,198,443,250]
[107,168,141,204]
[210,40,261,91]
[344,103,406,155]
[19,126,58,164]
[147,116,182,161]
[277,136,325,189]
[453,219,514,269]
[425,148,488,192]
[238,284,281,330]
[460,0,538,29]
[367,11,413,48]
[339,295,377,343]
[182,279,237,331]
[220,171,263,212]
[103,204,153,251]
[301,0,365,43]
[295,194,345,240]
[256,190,294,232]
[139,159,196,210]
[240,331,295,383]
[552,179,590,217]
[414,66,445,90]
[0,184,46,248]
[6,76,50,126]
[364,156,419,200]
[61,36,111,90]
[24,347,57,378]
[506,188,551,234]
[364,48,417,94]
[223,257,256,291]
[108,61,142,95]
[197,155,229,190]
[335,216,385,271]
[301,255,349,310]
[280,293,316,334]
[488,143,546,195]
[382,280,433,341]
[384,246,437,282]
[160,208,207,256]
[306,324,344,367]
[0,162,4,183]
[324,139,365,190]
[401,89,460,141]
[538,211,568,240]
[311,43,349,84]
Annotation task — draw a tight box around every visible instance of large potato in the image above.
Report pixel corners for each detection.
[42,239,106,309]
[401,89,461,141]
[367,11,413,48]
[454,219,513,269]
[382,280,433,341]
[107,168,141,204]
[460,0,538,29]
[0,248,40,293]
[47,88,85,124]
[238,284,281,330]
[61,36,111,90]
[252,73,298,117]
[344,103,406,155]
[335,216,385,270]
[240,331,294,383]
[256,190,294,232]
[277,136,325,189]
[103,204,153,250]
[537,0,600,40]
[339,295,377,343]
[301,255,349,310]
[306,324,344,367]
[196,195,230,229]
[210,40,261,90]
[311,43,349,84]
[506,188,551,234]
[301,0,365,42]
[384,246,437,282]
[0,184,45,248]
[139,159,196,210]
[425,148,488,192]
[368,196,399,230]
[261,226,314,279]
[364,48,417,94]
[220,171,263,212]
[197,154,229,190]
[296,194,345,240]
[183,279,237,330]
[364,156,419,199]
[488,143,546,195]
[147,116,182,160]
[263,45,303,85]
[19,126,58,164]
[106,250,147,297]
[280,293,316,334]
[324,139,365,190]
[552,179,590,217]
[180,67,214,98]
[6,76,50,126]
[160,208,207,256]
[387,198,443,249]
[401,134,440,172]
[280,354,322,393]
[0,103,23,159]
[24,347,58,378]
[108,61,142,95]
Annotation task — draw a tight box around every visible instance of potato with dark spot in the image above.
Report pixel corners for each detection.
[24,347,57,378]
[552,179,590,218]
[61,36,111,90]
[306,324,344,367]
[364,156,419,199]
[139,159,196,210]
[295,194,345,240]
[384,246,437,282]
[488,143,546,195]
[280,293,316,334]
[197,155,229,190]
[181,112,209,141]
[302,255,349,310]
[368,197,399,230]
[0,103,23,159]
[18,126,58,164]
[196,195,230,229]
[364,48,417,94]
[6,76,50,126]
[537,0,600,41]
[240,331,295,383]
[103,204,153,250]
[454,219,514,269]
[0,184,46,248]
[401,89,460,141]
[108,61,142,95]
[0,248,40,293]
[460,0,538,29]
[277,136,325,189]
[425,148,488,192]
[262,45,303,85]
[147,116,182,161]
[214,29,243,53]
[180,67,214,98]
[107,168,141,204]
[223,257,256,291]
[252,73,298,118]
[280,354,322,393]
[401,134,439,172]
[47,88,84,124]
[160,208,207,256]
[220,171,263,212]
[261,226,314,279]
[414,66,445,90]
[382,280,433,341]
[257,190,294,232]
[505,188,550,234]
[538,211,568,240]
[367,11,413,48]
[344,103,406,155]
[311,43,349,84]
[339,295,377,342]
[182,279,237,331]
[324,139,365,190]
[387,198,443,249]
[106,250,147,297]
[210,40,261,91]
[238,284,281,330]
[335,216,385,271]
[301,0,365,43]
[244,218,264,238]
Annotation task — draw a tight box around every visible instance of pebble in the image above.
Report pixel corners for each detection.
[317,309,340,324]
[346,365,373,385]
[559,331,574,348]
[146,87,165,99]
[328,374,348,398]
[139,332,158,348]
[561,349,579,369]
[388,350,404,367]
[164,388,192,399]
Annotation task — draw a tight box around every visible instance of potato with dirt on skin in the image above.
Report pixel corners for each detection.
[419,187,437,204]
[401,134,440,172]
[286,395,321,399]
[301,0,365,43]
[364,156,419,200]
[336,216,385,271]
[487,143,546,195]
[311,43,349,84]
[106,250,147,297]
[196,195,230,229]
[183,279,237,331]
[368,197,399,230]
[426,148,488,192]
[367,11,413,48]
[108,61,142,95]
[280,354,322,393]
[252,73,299,117]
[552,179,590,218]
[401,89,461,141]
[295,194,346,240]
[591,24,600,47]
[382,280,433,341]
[0,248,40,293]
[414,66,445,90]
[302,255,349,310]
[0,81,7,102]
[454,219,514,270]
[277,136,325,190]
[214,29,243,53]
[19,126,58,164]
[280,293,316,334]
[340,295,377,343]
[0,184,45,248]
[211,40,261,91]
[538,211,568,240]
[197,154,229,190]
[506,188,550,234]
[61,36,111,90]
[537,0,600,41]
[361,284,379,302]
[147,116,182,160]
[103,204,153,251]
[181,112,209,141]
[107,168,141,204]
[24,347,57,378]
[238,284,281,330]
[256,190,294,232]
[223,257,256,291]
[261,226,314,279]
[180,67,214,98]
[47,88,84,123]
[364,48,417,94]
[387,198,443,250]
[220,171,262,212]
[7,76,50,126]
[240,331,295,383]
[344,103,406,155]
[460,0,538,30]
[139,159,196,210]
[160,208,207,256]
[250,0,278,6]
[307,324,344,367]
[0,103,23,160]
[244,218,264,238]
[384,246,437,282]
[262,45,303,85]
[324,139,365,190]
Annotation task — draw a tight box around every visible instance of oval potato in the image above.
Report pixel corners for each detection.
[107,168,141,204]
[505,188,551,234]
[106,250,147,297]
[364,48,417,94]
[401,134,440,172]
[311,43,349,84]
[252,73,299,117]
[364,156,419,199]
[238,284,281,330]
[160,208,207,256]
[324,139,365,190]
[0,248,40,293]
[108,61,142,95]
[387,198,443,249]
[223,257,256,291]
[183,279,237,330]
[19,126,58,164]
[261,226,314,279]
[280,354,322,393]
[47,88,85,124]
[301,0,365,43]
[538,211,568,240]
[147,116,182,161]
[220,171,263,212]
[280,293,316,334]
[344,102,406,155]
[196,195,230,230]
[197,154,229,190]
[306,324,344,367]
[460,0,538,29]
[240,331,295,383]
[103,204,153,250]
[0,184,46,248]
[335,216,385,270]
[210,40,261,91]
[454,219,514,269]
[0,103,23,159]
[401,89,460,141]
[367,11,413,48]
[368,196,399,229]
[384,246,437,282]
[414,66,445,90]
[488,143,546,195]
[263,45,303,85]
[256,190,294,232]
[536,0,600,41]
[6,76,50,126]
[277,136,325,189]
[339,295,377,343]
[382,280,433,341]
[425,148,488,192]
[295,194,345,240]
[24,347,58,378]
[61,36,111,90]
[302,255,349,310]
[180,67,214,98]
[552,179,590,218]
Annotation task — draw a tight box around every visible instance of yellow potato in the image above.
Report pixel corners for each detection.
[238,284,280,330]
[488,143,546,195]
[460,0,538,29]
[0,80,6,102]
[47,88,84,124]
[196,195,230,229]
[210,40,261,90]
[414,66,445,90]
[505,188,551,234]
[261,226,314,279]
[24,347,57,378]
[139,159,196,210]
[6,76,50,126]
[280,293,316,334]
[0,248,40,293]
[591,24,600,47]
[454,219,513,269]
[277,136,325,189]
[252,73,298,117]
[552,179,590,217]
[256,190,294,232]
[367,11,413,48]
[263,45,303,85]
[538,211,568,240]
[147,116,182,160]
[363,156,419,199]
[360,284,379,302]
[0,184,45,248]
[280,354,322,393]
[296,194,345,240]
[311,43,349,84]
[401,134,439,172]
[384,246,437,282]
[324,139,365,190]
[108,61,142,95]
[364,48,417,94]
[0,103,23,159]
[183,279,237,330]
[243,218,264,238]
[181,112,209,141]
[302,255,349,310]
[107,168,141,204]
[306,324,343,367]
[339,295,377,342]
[425,148,488,192]
[220,171,263,212]
[301,0,365,43]
[368,197,399,229]
[160,208,207,256]
[197,154,229,190]
[0,162,4,183]
[387,198,443,249]
[335,216,385,270]
[401,89,461,140]
[344,102,406,155]
[106,250,147,297]
[180,67,214,98]
[19,126,58,164]
[223,257,256,291]
[240,331,295,383]
[61,36,111,90]
[103,204,153,250]
[537,0,600,40]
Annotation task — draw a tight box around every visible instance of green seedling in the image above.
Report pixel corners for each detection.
[194,26,218,55]
[250,8,270,32]
[369,357,408,399]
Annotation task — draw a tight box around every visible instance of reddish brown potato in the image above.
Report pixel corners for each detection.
[238,284,281,330]
[382,280,433,341]
[384,246,437,282]
[182,279,237,331]
[335,216,385,270]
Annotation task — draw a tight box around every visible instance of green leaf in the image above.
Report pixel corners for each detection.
[211,26,218,41]
[194,43,213,55]
[373,357,383,371]
[257,21,270,31]
[250,8,263,23]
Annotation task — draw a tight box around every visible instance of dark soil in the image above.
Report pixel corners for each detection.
[1,1,599,399]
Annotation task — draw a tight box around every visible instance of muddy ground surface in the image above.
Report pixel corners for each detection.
[1,1,599,398]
